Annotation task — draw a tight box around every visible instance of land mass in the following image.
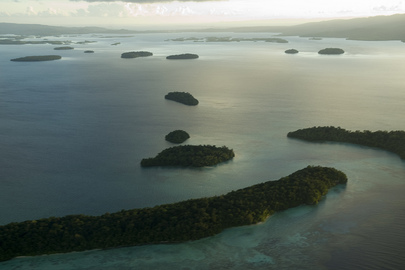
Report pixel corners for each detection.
[166,53,199,60]
[0,166,347,262]
[167,37,288,43]
[54,46,74,50]
[121,51,153,58]
[141,145,234,167]
[285,49,299,54]
[287,126,405,159]
[1,13,404,42]
[318,48,345,55]
[10,55,62,62]
[165,92,199,106]
[165,130,190,144]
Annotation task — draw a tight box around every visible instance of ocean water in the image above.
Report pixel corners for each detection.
[0,32,404,269]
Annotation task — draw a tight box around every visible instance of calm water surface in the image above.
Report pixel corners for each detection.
[0,33,404,269]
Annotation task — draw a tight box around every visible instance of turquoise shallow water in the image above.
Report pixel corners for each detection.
[0,33,404,269]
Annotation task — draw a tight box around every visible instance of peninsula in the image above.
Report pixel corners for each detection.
[10,55,62,62]
[0,166,347,262]
[121,51,153,58]
[287,126,405,159]
[165,92,199,106]
[166,53,199,60]
[141,145,234,167]
[165,130,190,144]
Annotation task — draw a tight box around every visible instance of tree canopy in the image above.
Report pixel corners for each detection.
[0,166,347,262]
[165,130,190,144]
[165,91,199,106]
[287,126,405,159]
[141,145,234,167]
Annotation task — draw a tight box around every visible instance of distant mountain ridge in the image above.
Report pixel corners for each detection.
[1,13,404,42]
[279,13,405,41]
[0,23,136,35]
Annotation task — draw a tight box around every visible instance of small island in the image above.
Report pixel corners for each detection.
[318,48,345,55]
[121,51,153,59]
[165,130,190,144]
[0,166,347,262]
[10,55,62,62]
[166,53,199,60]
[54,46,74,50]
[287,126,405,159]
[285,49,299,54]
[165,92,199,106]
[84,50,94,53]
[141,145,235,167]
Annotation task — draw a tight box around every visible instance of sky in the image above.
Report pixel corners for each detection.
[1,0,404,29]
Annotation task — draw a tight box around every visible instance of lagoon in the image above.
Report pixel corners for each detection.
[0,32,404,269]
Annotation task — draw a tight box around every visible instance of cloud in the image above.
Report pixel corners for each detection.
[70,0,222,3]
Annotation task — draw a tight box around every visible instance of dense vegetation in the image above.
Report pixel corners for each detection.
[285,49,299,54]
[165,91,199,106]
[165,130,190,144]
[166,53,199,59]
[141,145,234,167]
[0,166,347,262]
[318,48,345,55]
[10,55,62,62]
[54,46,74,50]
[287,126,405,159]
[121,51,153,58]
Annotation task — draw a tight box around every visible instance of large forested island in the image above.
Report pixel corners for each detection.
[0,166,347,262]
[121,51,153,58]
[141,145,234,167]
[10,55,62,62]
[165,91,199,106]
[166,53,199,59]
[165,130,190,144]
[287,126,405,159]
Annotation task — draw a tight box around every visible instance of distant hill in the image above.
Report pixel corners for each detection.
[1,13,404,42]
[0,23,137,35]
[279,13,405,41]
[200,13,405,42]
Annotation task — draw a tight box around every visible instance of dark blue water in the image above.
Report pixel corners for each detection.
[0,33,404,269]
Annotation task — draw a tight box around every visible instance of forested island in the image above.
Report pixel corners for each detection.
[165,91,199,106]
[318,48,345,55]
[287,126,405,159]
[10,55,62,62]
[165,130,190,144]
[167,37,288,43]
[166,53,199,60]
[84,50,94,53]
[0,166,347,262]
[285,49,299,54]
[141,145,234,167]
[54,46,74,50]
[121,51,153,58]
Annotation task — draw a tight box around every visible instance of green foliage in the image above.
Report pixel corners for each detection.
[285,49,299,54]
[121,51,153,58]
[318,48,345,55]
[0,166,347,262]
[54,46,74,50]
[166,53,199,59]
[165,91,199,106]
[141,145,234,167]
[10,55,62,62]
[165,130,190,144]
[287,126,405,159]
